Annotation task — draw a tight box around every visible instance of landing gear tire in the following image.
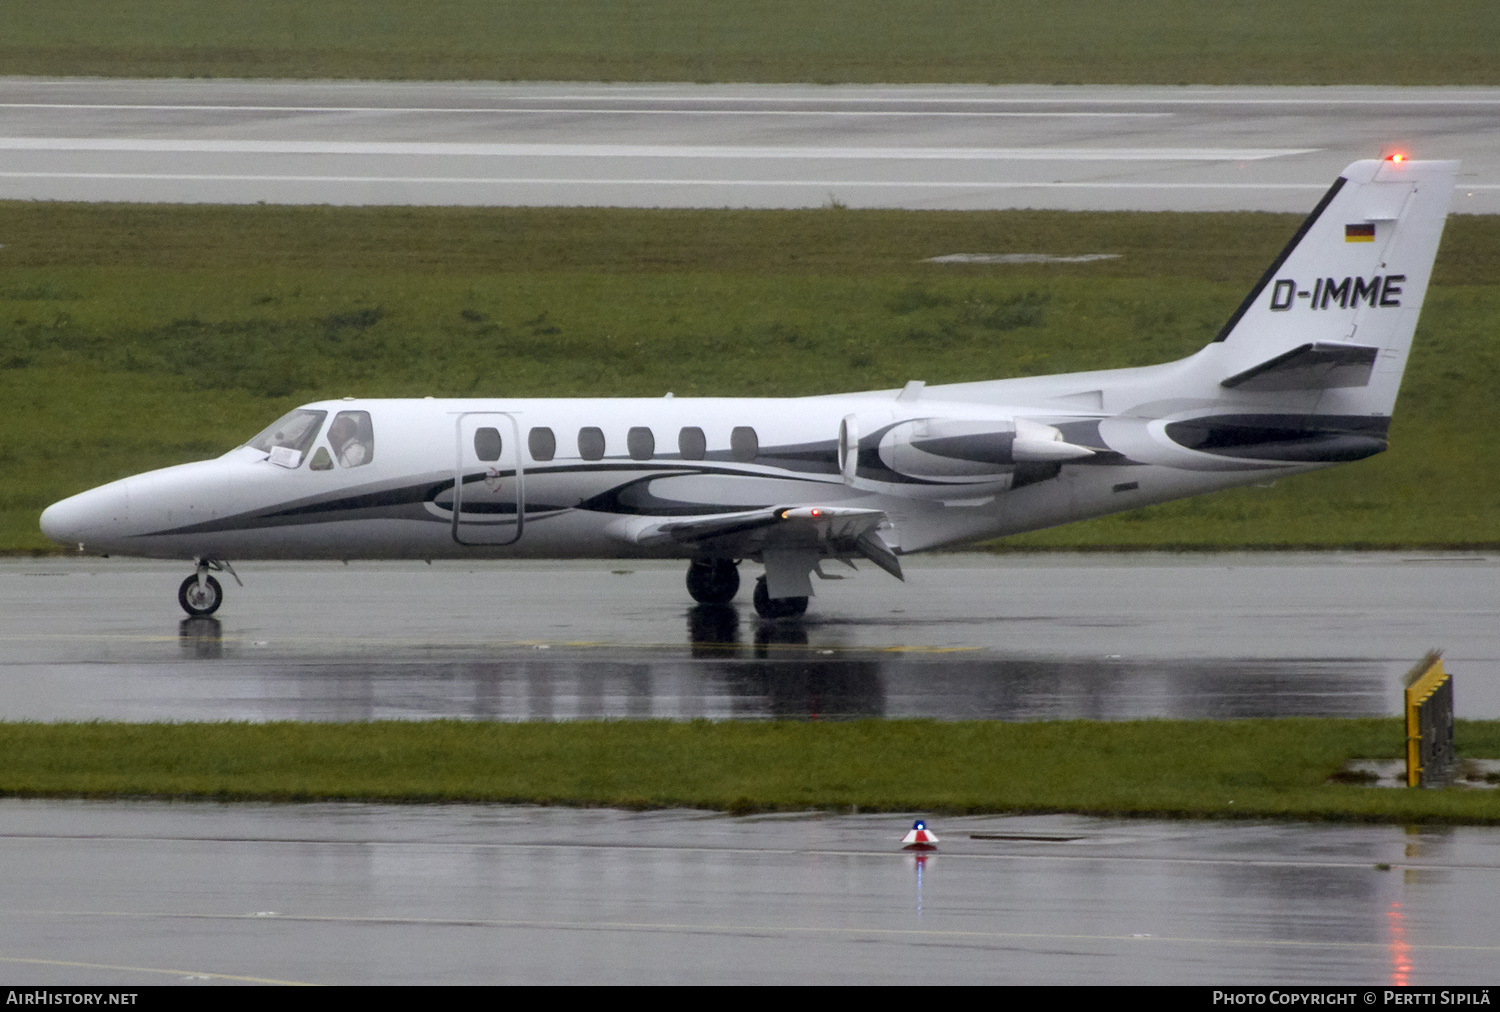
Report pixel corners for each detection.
[752,575,808,619]
[686,559,740,604]
[178,574,223,617]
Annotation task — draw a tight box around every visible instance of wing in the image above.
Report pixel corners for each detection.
[605,505,903,580]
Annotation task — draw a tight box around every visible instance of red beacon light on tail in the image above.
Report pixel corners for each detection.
[1386,153,1407,162]
[902,819,939,850]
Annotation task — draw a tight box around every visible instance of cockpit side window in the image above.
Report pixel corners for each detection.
[329,410,374,468]
[245,409,327,467]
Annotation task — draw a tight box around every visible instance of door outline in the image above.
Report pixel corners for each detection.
[451,411,525,546]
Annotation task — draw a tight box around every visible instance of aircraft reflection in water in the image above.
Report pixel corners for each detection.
[173,606,1388,723]
[44,159,1457,620]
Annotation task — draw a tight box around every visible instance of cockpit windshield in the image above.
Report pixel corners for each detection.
[245,409,327,458]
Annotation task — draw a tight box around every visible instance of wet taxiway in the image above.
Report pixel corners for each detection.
[1,553,1495,722]
[1,800,1495,985]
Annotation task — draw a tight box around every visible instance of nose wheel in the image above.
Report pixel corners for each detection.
[177,558,240,617]
[178,574,223,617]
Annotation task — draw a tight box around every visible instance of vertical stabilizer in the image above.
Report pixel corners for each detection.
[1212,158,1456,417]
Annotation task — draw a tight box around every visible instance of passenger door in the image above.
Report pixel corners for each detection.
[452,412,525,546]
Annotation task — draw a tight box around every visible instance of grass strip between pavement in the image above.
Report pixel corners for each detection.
[2,719,1499,824]
[3,0,1498,85]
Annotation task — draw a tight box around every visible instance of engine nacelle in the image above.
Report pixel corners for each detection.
[872,417,1094,484]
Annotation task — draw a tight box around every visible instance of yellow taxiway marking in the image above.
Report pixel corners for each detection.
[11,910,1499,955]
[0,954,316,985]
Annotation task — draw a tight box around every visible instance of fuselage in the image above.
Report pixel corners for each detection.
[39,382,1338,564]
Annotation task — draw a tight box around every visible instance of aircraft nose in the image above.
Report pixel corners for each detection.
[39,480,130,547]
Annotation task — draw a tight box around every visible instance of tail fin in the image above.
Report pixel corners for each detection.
[1211,158,1456,418]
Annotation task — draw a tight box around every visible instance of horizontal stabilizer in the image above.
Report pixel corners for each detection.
[1220,342,1378,392]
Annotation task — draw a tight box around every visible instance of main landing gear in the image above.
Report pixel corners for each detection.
[752,575,808,620]
[178,558,241,617]
[686,558,740,605]
[685,559,808,618]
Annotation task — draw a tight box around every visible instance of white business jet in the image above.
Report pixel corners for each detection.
[41,157,1455,619]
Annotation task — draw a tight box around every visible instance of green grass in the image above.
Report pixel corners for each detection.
[2,0,1498,84]
[2,718,1498,824]
[4,202,1500,553]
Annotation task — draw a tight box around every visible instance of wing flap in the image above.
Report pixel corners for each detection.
[606,505,902,580]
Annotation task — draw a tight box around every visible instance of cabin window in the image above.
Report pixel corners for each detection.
[330,410,374,468]
[473,427,502,462]
[578,426,606,461]
[627,426,655,460]
[529,426,556,462]
[731,426,759,463]
[679,426,706,461]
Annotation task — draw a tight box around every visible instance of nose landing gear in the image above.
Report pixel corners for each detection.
[177,559,241,617]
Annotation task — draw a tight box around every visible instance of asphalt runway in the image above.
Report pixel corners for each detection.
[2,79,1497,211]
[0,800,1496,985]
[1,553,1495,722]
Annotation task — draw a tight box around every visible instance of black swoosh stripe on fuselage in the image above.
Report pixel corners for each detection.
[134,460,845,537]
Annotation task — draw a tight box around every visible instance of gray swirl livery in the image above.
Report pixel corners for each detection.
[41,157,1457,619]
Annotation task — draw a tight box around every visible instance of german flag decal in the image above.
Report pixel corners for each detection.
[1345,223,1376,242]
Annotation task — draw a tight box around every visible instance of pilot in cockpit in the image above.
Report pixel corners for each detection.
[327,411,373,468]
